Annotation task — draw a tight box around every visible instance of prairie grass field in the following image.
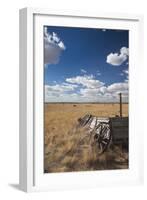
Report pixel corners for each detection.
[44,103,129,173]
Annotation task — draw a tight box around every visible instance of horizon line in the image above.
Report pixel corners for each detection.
[44,102,129,104]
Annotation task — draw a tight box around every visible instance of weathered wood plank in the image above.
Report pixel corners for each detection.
[110,117,128,142]
[112,127,128,132]
[110,117,128,121]
[111,122,128,127]
[110,118,128,126]
[113,133,128,139]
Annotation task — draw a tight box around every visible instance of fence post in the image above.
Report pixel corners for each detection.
[119,93,122,117]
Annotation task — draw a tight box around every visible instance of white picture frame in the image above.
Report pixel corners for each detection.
[19,7,144,192]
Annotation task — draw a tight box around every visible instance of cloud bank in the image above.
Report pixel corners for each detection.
[45,74,128,102]
[44,27,66,65]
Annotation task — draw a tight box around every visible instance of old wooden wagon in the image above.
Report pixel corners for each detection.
[77,93,128,154]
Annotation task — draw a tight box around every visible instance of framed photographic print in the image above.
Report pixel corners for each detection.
[19,8,144,192]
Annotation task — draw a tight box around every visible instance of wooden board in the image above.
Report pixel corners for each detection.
[110,117,128,144]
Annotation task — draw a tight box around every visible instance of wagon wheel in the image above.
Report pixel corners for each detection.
[94,124,112,154]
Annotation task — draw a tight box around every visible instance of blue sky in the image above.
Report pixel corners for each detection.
[44,26,129,102]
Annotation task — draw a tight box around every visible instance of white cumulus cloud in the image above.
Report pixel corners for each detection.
[66,75,104,89]
[81,69,87,74]
[107,82,128,95]
[45,83,77,93]
[45,83,78,102]
[106,47,129,66]
[123,69,129,82]
[44,27,66,65]
[120,47,129,56]
[96,70,101,76]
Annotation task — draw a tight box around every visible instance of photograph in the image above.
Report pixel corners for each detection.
[44,25,129,173]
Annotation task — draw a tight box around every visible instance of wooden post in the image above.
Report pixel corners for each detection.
[119,93,122,117]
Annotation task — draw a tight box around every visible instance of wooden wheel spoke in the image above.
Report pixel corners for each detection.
[101,140,107,145]
[98,143,103,153]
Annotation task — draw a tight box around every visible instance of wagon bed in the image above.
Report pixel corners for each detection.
[78,114,128,154]
[110,117,128,145]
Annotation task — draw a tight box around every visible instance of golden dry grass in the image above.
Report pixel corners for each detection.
[44,103,128,173]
